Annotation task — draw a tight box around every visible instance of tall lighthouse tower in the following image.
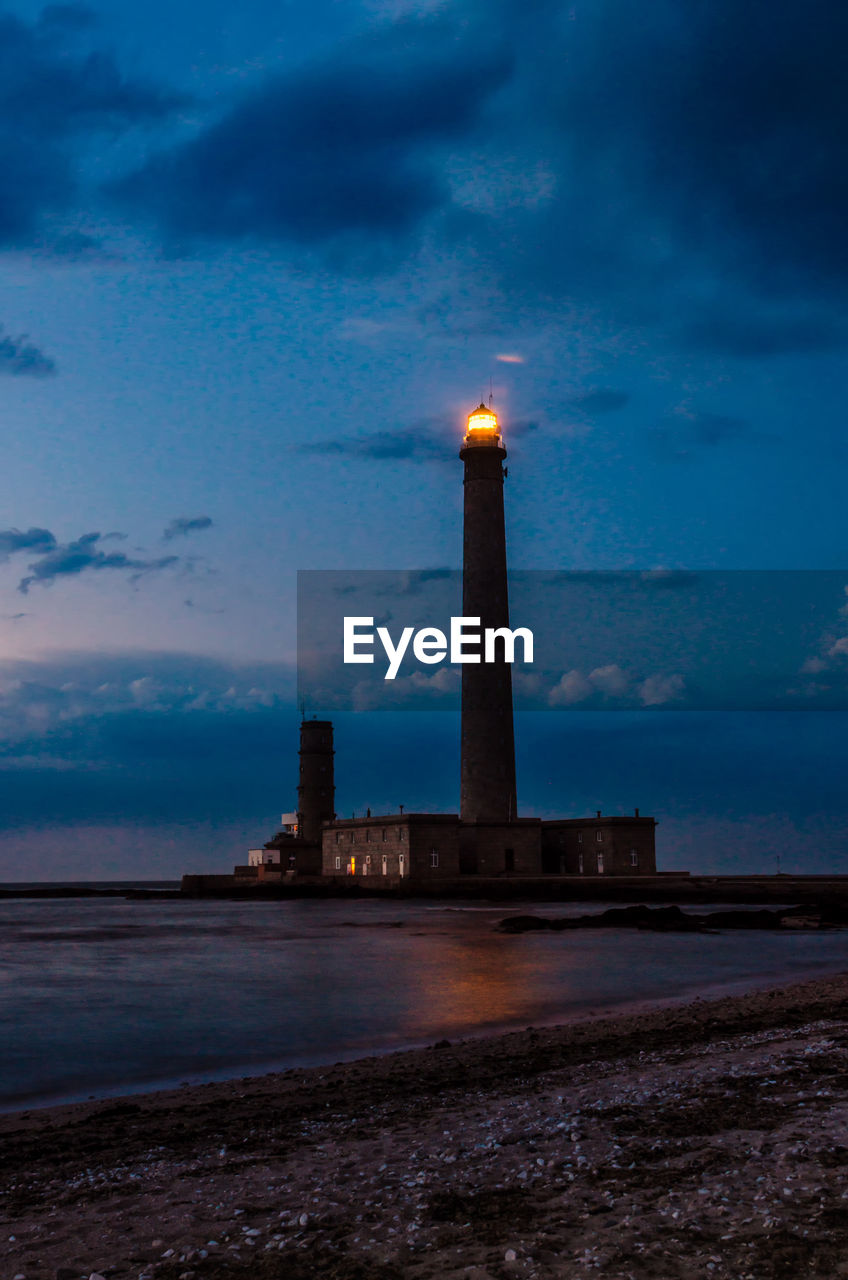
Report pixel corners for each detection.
[459,401,518,824]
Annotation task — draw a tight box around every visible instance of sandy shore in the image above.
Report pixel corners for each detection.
[3,974,848,1280]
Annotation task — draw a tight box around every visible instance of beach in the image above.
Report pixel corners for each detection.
[2,973,848,1280]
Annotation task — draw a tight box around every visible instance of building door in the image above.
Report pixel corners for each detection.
[399,853,406,877]
[382,854,388,875]
[459,845,478,875]
[596,851,604,874]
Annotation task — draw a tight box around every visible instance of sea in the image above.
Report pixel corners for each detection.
[3,887,848,1111]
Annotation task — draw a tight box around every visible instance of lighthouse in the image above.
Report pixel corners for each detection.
[459,402,518,824]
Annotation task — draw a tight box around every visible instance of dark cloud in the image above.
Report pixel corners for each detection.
[297,423,451,463]
[112,21,511,253]
[38,4,98,31]
[570,390,630,414]
[0,328,56,377]
[0,527,56,560]
[437,0,848,352]
[296,417,537,463]
[0,0,842,360]
[0,8,186,248]
[163,515,213,541]
[682,311,844,359]
[18,531,177,593]
[650,408,749,461]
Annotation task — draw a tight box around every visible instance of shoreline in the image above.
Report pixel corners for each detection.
[5,960,848,1118]
[5,872,848,905]
[3,971,848,1278]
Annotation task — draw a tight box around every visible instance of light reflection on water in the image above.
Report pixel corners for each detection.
[2,895,848,1109]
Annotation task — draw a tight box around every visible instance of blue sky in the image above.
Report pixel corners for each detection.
[0,0,847,878]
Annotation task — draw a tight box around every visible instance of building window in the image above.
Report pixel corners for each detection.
[430,848,439,868]
[382,854,388,875]
[366,828,371,842]
[382,828,387,842]
[630,848,639,868]
[597,851,604,874]
[334,856,341,871]
[350,831,355,843]
[399,853,406,876]
[578,832,583,844]
[335,831,341,844]
[365,854,372,865]
[399,827,406,841]
[578,851,584,874]
[595,829,603,843]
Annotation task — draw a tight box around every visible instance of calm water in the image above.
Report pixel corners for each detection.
[3,894,848,1110]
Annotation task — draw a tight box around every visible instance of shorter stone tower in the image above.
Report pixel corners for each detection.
[297,719,335,843]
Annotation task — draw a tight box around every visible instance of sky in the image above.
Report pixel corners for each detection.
[1,0,847,879]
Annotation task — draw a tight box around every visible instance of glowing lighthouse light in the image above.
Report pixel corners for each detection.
[465,402,500,439]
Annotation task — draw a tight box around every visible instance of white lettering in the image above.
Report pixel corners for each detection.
[484,626,534,664]
[450,616,481,663]
[344,617,375,664]
[343,617,534,678]
[413,627,448,664]
[377,625,415,681]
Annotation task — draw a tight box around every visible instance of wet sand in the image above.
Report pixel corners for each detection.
[3,973,848,1279]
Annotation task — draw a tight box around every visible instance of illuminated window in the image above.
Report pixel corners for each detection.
[399,853,406,876]
[597,851,604,874]
[595,830,603,843]
[365,854,371,865]
[578,852,584,874]
[382,854,388,875]
[630,848,639,868]
[334,856,341,871]
[430,848,439,868]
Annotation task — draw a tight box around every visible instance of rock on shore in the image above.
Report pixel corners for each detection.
[498,903,848,933]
